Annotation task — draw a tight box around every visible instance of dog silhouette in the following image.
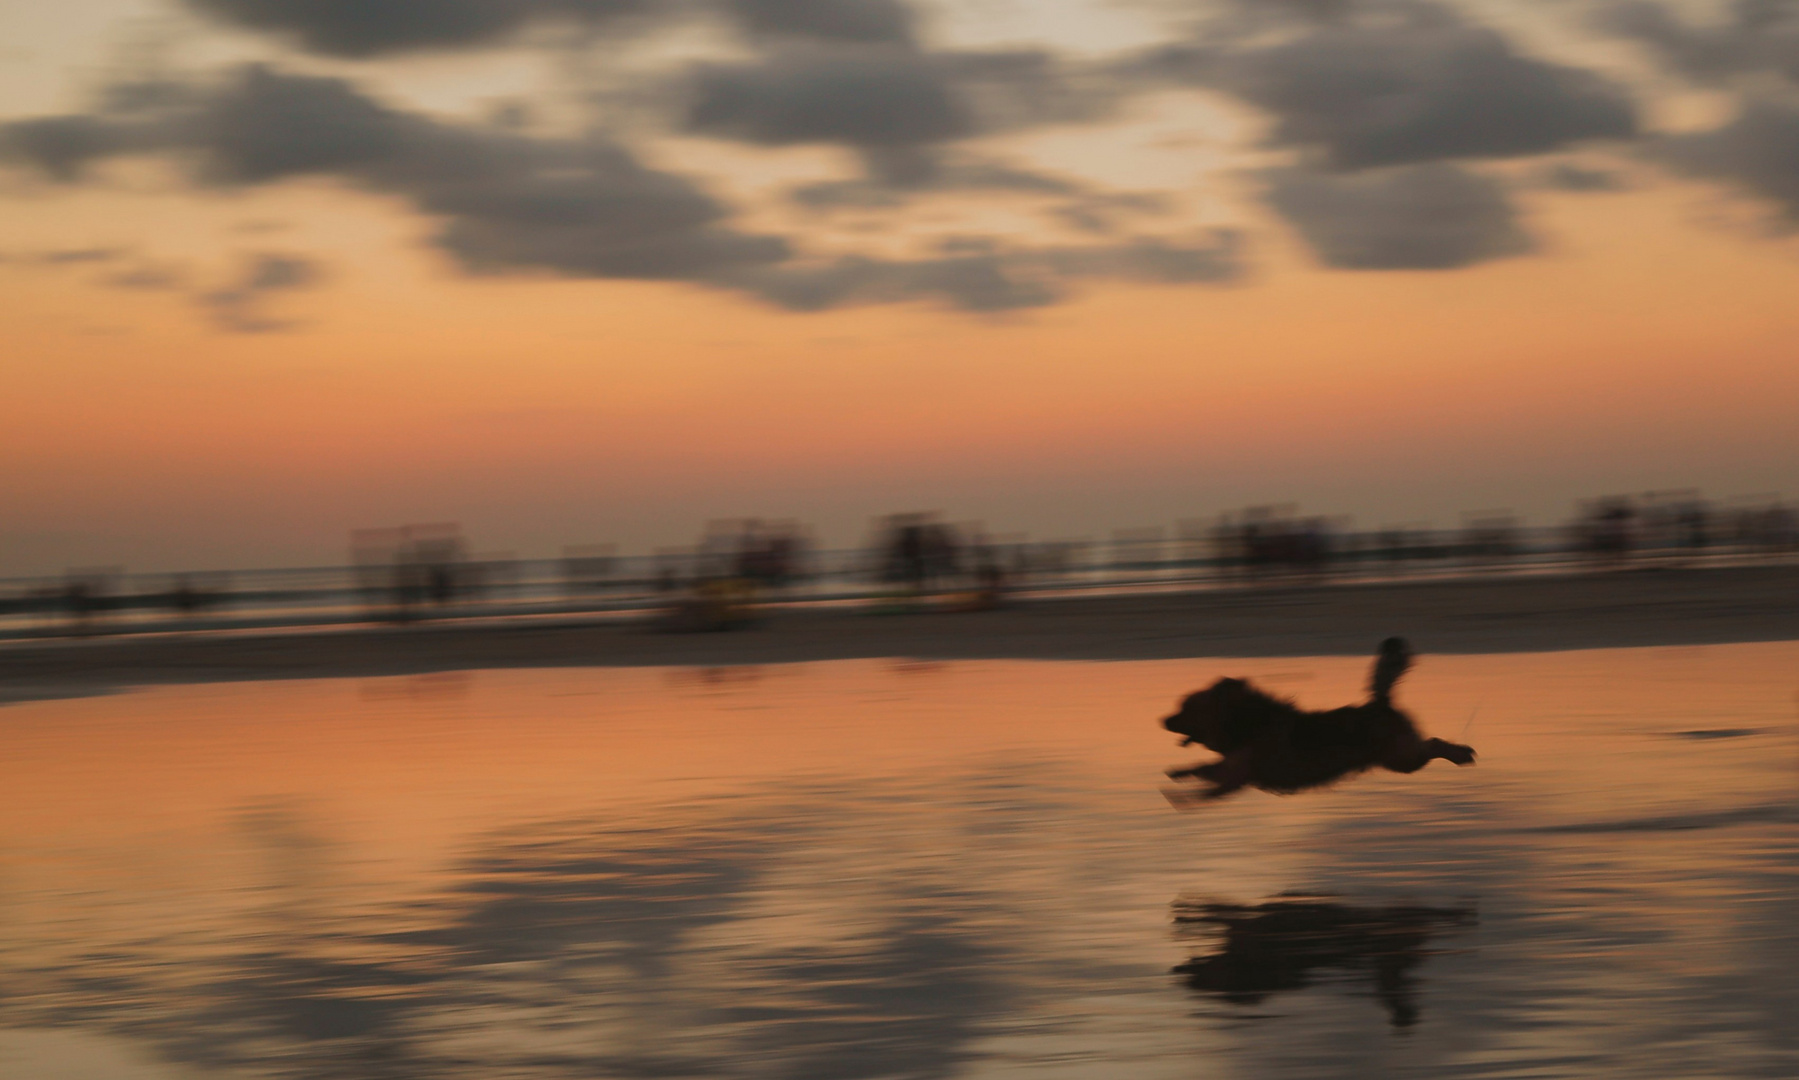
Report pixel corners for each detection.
[1162,638,1475,804]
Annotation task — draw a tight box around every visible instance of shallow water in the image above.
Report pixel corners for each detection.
[1,644,1796,1079]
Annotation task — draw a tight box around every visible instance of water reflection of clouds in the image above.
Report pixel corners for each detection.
[3,647,1797,1078]
[10,766,1799,1080]
[1262,766,1799,1079]
[4,777,1141,1080]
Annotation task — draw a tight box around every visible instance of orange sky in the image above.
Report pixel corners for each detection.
[4,1,1798,573]
[5,174,1797,573]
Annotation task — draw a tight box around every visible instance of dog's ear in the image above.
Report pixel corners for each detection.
[1369,638,1413,703]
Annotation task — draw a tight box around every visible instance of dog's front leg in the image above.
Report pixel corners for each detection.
[1192,754,1253,798]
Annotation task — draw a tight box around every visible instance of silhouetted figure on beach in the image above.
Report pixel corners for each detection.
[973,541,1006,606]
[161,573,229,619]
[62,578,102,635]
[923,521,960,585]
[893,517,928,591]
[1173,896,1476,1027]
[1215,508,1335,582]
[1162,638,1475,804]
[1677,503,1709,553]
[426,563,455,605]
[1577,497,1636,565]
[351,524,467,623]
[879,514,962,595]
[168,575,203,616]
[732,520,806,592]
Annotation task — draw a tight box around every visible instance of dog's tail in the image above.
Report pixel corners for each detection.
[1369,637,1413,705]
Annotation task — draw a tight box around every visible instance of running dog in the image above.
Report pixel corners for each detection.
[1162,638,1475,804]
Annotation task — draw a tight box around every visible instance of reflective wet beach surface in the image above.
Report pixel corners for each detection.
[1,645,1796,1079]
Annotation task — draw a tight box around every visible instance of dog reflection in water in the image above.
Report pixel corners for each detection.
[1162,638,1475,806]
[1173,896,1476,1027]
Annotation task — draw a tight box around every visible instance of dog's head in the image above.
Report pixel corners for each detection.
[1162,678,1251,748]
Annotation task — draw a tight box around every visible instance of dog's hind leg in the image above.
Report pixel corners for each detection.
[1381,736,1476,774]
[1424,738,1476,766]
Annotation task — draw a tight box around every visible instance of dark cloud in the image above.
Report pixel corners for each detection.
[1042,232,1244,282]
[1537,161,1627,192]
[1660,94,1799,218]
[946,48,1125,132]
[391,124,791,278]
[726,253,1058,312]
[1133,8,1638,169]
[785,150,1177,238]
[858,143,943,186]
[683,39,1121,156]
[200,65,408,183]
[1238,24,1636,167]
[788,152,1081,209]
[1051,191,1177,234]
[183,0,654,58]
[1595,1,1799,85]
[1265,163,1532,269]
[198,252,323,332]
[899,252,1062,310]
[1,115,124,181]
[34,246,127,264]
[787,179,904,209]
[723,0,916,44]
[1,77,204,181]
[183,0,919,58]
[728,230,1242,311]
[1,60,1240,312]
[1,64,789,287]
[103,260,189,289]
[687,44,971,148]
[0,246,132,269]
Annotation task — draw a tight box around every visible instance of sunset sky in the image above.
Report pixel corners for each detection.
[4,0,1798,574]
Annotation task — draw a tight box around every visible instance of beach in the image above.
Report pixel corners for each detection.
[5,639,1798,1079]
[6,563,1798,1080]
[4,562,1796,702]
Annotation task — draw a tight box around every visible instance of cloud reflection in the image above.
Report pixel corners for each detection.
[3,791,1051,1080]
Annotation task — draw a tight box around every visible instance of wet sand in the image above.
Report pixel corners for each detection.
[3,563,1797,703]
[4,647,1797,1076]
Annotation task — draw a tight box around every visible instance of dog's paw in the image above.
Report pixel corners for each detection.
[1445,744,1476,766]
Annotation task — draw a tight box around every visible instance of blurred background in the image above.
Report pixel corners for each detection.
[5,493,1796,638]
[4,0,1799,583]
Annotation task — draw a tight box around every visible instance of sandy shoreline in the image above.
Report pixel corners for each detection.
[2,563,1796,704]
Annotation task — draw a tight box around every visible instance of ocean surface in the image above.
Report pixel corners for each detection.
[2,644,1796,1079]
